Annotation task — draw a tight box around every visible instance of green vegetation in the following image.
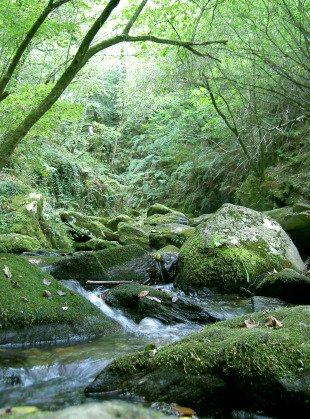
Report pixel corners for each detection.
[0,0,308,218]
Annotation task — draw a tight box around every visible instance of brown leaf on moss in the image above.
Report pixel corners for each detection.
[265,316,283,329]
[241,318,260,329]
[11,280,21,288]
[138,290,149,298]
[171,404,196,417]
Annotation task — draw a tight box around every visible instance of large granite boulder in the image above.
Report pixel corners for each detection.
[255,268,310,304]
[266,203,310,253]
[178,204,305,294]
[104,283,219,324]
[85,305,310,418]
[0,254,120,346]
[48,244,158,286]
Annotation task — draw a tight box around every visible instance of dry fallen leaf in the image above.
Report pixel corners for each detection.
[20,297,29,303]
[1,257,7,260]
[171,404,196,417]
[172,297,179,303]
[2,265,12,278]
[146,296,161,303]
[57,290,66,296]
[138,290,149,298]
[241,318,260,329]
[265,316,283,329]
[11,280,21,288]
[42,278,51,286]
[43,290,52,299]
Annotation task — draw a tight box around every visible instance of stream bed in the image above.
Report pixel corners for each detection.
[0,277,288,416]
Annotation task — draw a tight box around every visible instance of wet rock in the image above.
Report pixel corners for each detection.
[74,239,121,252]
[33,401,171,419]
[85,305,310,418]
[179,204,305,294]
[48,245,157,286]
[153,246,179,283]
[0,253,120,346]
[255,268,310,304]
[149,223,195,250]
[104,283,218,324]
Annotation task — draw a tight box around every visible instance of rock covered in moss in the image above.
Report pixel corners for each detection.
[0,254,120,346]
[266,204,310,253]
[147,203,185,218]
[104,283,218,324]
[118,222,150,249]
[86,305,310,418]
[74,239,121,252]
[0,233,42,253]
[255,268,310,304]
[149,223,195,250]
[48,244,157,286]
[178,204,305,294]
[106,215,135,232]
[59,211,106,241]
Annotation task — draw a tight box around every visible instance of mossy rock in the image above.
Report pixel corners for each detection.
[48,244,157,286]
[86,305,310,418]
[118,222,150,249]
[104,283,217,324]
[156,245,180,254]
[0,233,42,253]
[178,204,305,294]
[106,215,135,232]
[266,207,310,253]
[74,239,121,251]
[152,247,179,283]
[149,224,195,250]
[145,213,188,226]
[4,193,49,248]
[255,268,310,304]
[0,254,120,346]
[59,211,106,240]
[188,213,212,227]
[147,203,185,218]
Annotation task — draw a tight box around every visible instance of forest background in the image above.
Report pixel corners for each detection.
[0,0,309,223]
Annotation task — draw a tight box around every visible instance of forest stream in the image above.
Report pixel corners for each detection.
[0,258,290,418]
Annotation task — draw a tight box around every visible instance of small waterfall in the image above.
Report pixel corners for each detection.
[60,280,137,332]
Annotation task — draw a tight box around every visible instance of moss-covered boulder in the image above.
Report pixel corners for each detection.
[59,211,106,241]
[188,213,212,227]
[104,283,218,324]
[48,244,157,286]
[106,215,134,232]
[266,204,310,254]
[0,254,120,346]
[0,192,50,250]
[0,233,42,253]
[147,203,185,218]
[255,268,310,304]
[145,213,188,226]
[118,222,150,249]
[149,224,195,250]
[85,306,310,418]
[178,204,305,294]
[74,239,121,252]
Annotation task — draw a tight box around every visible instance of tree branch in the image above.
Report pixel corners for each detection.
[0,0,71,102]
[122,0,149,35]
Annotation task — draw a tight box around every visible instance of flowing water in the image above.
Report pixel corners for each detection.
[0,278,288,413]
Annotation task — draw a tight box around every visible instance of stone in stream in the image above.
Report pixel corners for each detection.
[48,244,157,287]
[85,305,310,418]
[178,204,305,294]
[255,268,310,304]
[0,253,120,346]
[104,283,220,324]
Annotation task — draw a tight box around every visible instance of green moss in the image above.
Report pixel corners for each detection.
[107,305,310,386]
[59,211,105,240]
[0,233,41,253]
[0,253,117,332]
